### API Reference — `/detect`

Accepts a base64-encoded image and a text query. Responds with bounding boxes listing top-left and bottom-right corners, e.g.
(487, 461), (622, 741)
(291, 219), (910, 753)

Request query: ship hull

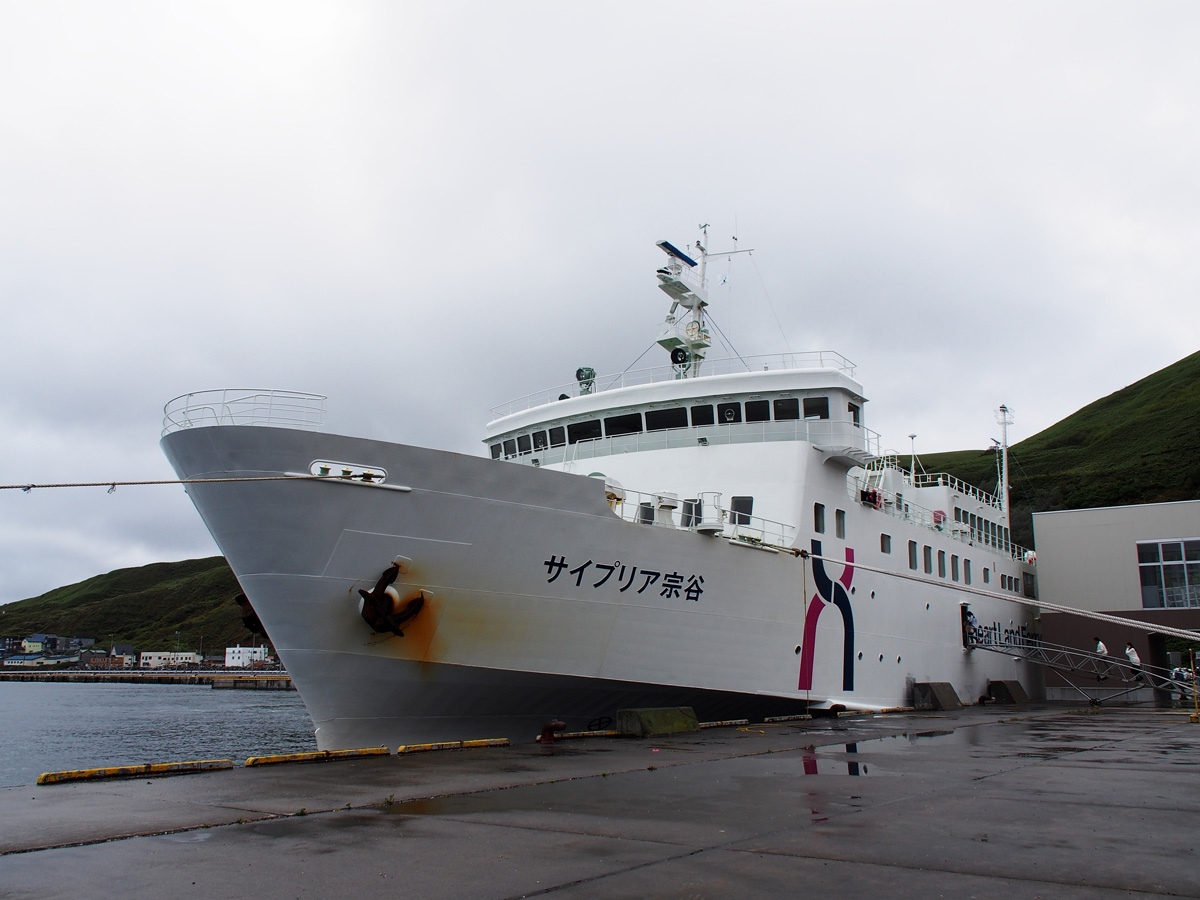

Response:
(163, 424), (1041, 749)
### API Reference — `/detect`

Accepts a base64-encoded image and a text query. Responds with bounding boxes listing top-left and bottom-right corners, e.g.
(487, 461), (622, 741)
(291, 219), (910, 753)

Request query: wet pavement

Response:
(1, 704), (1198, 898)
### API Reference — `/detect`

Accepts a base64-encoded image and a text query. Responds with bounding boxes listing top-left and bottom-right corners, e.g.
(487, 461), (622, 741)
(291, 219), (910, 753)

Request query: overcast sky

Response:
(2, 1), (1198, 605)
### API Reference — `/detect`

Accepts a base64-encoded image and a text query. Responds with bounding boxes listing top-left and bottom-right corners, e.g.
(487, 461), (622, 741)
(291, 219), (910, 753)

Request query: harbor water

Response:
(0, 681), (316, 786)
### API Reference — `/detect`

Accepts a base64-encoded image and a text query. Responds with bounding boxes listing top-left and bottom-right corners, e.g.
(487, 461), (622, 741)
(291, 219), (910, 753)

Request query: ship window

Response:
(549, 426), (566, 448)
(835, 509), (846, 539)
(532, 431), (547, 450)
(691, 404), (715, 426)
(731, 496), (753, 526)
(954, 507), (961, 523)
(1003, 526), (1010, 552)
(923, 545), (933, 574)
(637, 502), (654, 524)
(774, 398), (800, 420)
(646, 407), (688, 431)
(745, 400), (770, 422)
(717, 402), (742, 424)
(517, 434), (532, 455)
(908, 540), (918, 570)
(814, 503), (826, 534)
(951, 554), (959, 582)
(681, 498), (702, 527)
(604, 412), (643, 437)
(502, 439), (517, 458)
(1023, 572), (1035, 598)
(938, 550), (946, 578)
(983, 568), (990, 584)
(490, 444), (501, 459)
(803, 397), (830, 419)
(567, 420), (602, 444)
(964, 559), (972, 585)
(848, 403), (860, 426)
(881, 534), (892, 554)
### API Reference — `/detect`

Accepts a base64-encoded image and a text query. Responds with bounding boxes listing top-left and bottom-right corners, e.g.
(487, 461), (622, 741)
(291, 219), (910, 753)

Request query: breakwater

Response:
(0, 671), (292, 689)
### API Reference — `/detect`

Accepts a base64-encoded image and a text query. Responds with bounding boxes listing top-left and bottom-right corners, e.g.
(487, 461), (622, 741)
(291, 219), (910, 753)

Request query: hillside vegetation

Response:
(4, 351), (1199, 651)
(0, 557), (259, 654)
(920, 349), (1200, 550)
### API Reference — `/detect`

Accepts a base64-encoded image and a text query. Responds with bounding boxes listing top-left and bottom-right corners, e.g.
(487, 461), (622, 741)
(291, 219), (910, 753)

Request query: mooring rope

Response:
(0, 474), (320, 493)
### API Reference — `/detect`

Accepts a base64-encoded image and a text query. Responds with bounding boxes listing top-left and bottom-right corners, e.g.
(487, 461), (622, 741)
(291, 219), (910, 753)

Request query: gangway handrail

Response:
(969, 635), (1196, 704)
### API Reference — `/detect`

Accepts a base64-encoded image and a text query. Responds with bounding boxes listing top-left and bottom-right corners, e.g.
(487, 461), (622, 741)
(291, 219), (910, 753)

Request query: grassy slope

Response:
(5, 351), (1198, 650)
(0, 557), (260, 654)
(920, 350), (1200, 550)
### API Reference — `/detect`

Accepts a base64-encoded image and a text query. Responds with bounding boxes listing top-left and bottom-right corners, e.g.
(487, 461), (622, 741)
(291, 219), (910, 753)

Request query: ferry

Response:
(161, 231), (1040, 749)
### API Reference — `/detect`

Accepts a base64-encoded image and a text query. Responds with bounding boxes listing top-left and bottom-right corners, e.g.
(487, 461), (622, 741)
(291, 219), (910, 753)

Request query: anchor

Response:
(358, 563), (426, 637)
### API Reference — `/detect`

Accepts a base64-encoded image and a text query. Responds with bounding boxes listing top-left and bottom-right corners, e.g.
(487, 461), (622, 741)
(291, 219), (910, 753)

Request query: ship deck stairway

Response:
(967, 635), (1198, 706)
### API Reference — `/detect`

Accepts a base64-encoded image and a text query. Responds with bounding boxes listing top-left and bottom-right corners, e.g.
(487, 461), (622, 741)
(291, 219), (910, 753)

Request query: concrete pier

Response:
(1, 704), (1197, 898)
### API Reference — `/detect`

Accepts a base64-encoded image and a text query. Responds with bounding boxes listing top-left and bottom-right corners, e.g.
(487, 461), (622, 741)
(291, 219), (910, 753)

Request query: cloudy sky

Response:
(2, 1), (1197, 604)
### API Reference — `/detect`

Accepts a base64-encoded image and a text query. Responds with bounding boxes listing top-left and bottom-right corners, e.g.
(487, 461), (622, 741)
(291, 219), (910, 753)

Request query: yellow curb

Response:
(534, 729), (620, 743)
(396, 738), (510, 754)
(244, 747), (390, 767)
(699, 719), (750, 729)
(763, 714), (813, 723)
(37, 759), (234, 784)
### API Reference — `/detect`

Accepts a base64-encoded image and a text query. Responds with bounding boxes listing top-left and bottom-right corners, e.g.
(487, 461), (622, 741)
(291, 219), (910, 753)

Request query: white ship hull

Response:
(162, 421), (1042, 749)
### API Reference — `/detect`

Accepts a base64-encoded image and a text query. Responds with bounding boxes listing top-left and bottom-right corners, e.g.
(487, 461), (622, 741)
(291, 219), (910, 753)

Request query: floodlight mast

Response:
(654, 225), (753, 379)
(995, 404), (1014, 515)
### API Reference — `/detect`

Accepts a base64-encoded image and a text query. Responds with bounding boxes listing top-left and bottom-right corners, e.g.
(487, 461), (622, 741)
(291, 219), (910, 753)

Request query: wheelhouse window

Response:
(730, 496), (754, 526)
(717, 402), (742, 424)
(691, 404), (715, 426)
(774, 398), (800, 420)
(745, 399), (770, 422)
(803, 397), (830, 419)
(532, 431), (548, 450)
(517, 434), (532, 454)
(502, 439), (516, 458)
(848, 402), (861, 426)
(490, 443), (501, 459)
(604, 412), (643, 437)
(567, 420), (601, 444)
(549, 426), (566, 448)
(646, 407), (688, 431)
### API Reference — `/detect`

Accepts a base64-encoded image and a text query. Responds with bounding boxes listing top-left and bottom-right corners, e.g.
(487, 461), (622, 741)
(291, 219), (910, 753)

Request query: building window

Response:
(835, 509), (846, 539)
(1137, 539), (1200, 608)
(881, 534), (892, 554)
(908, 540), (918, 570)
(814, 503), (826, 534)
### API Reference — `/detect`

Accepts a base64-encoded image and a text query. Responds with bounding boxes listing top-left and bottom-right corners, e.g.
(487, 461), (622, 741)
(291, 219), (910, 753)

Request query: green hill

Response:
(0, 557), (261, 655)
(4, 350), (1198, 650)
(920, 349), (1200, 550)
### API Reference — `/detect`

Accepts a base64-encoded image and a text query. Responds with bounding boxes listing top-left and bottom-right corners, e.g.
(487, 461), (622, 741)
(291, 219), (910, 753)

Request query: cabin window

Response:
(502, 439), (517, 458)
(681, 498), (702, 527)
(731, 496), (754, 526)
(646, 407), (688, 431)
(923, 545), (933, 575)
(745, 400), (770, 422)
(991, 521), (998, 548)
(951, 554), (959, 582)
(814, 503), (826, 534)
(774, 398), (800, 420)
(908, 540), (918, 570)
(881, 534), (892, 554)
(691, 404), (715, 426)
(803, 397), (830, 419)
(1022, 572), (1036, 599)
(490, 444), (501, 459)
(954, 507), (961, 523)
(964, 559), (972, 585)
(938, 550), (946, 578)
(1003, 526), (1010, 552)
(517, 434), (532, 455)
(835, 509), (846, 539)
(604, 412), (643, 437)
(532, 431), (548, 450)
(637, 502), (654, 524)
(717, 402), (742, 424)
(983, 568), (990, 584)
(567, 420), (602, 444)
(848, 403), (860, 426)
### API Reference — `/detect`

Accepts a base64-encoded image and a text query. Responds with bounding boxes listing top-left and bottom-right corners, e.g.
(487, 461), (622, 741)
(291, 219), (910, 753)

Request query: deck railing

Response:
(162, 389), (327, 436)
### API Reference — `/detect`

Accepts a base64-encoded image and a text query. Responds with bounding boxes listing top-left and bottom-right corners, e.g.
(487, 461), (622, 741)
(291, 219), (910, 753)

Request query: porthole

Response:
(857, 652), (863, 660)
(850, 586), (856, 595)
(925, 603), (930, 610)
(794, 646), (802, 655)
(897, 656), (902, 664)
(870, 591), (876, 599)
(878, 654), (884, 662)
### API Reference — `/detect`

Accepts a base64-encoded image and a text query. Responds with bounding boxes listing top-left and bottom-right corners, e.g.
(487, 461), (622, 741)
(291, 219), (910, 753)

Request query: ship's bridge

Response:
(484, 354), (879, 468)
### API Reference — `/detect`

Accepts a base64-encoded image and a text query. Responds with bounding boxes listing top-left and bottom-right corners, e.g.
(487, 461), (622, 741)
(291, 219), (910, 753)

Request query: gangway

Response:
(968, 634), (1198, 706)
